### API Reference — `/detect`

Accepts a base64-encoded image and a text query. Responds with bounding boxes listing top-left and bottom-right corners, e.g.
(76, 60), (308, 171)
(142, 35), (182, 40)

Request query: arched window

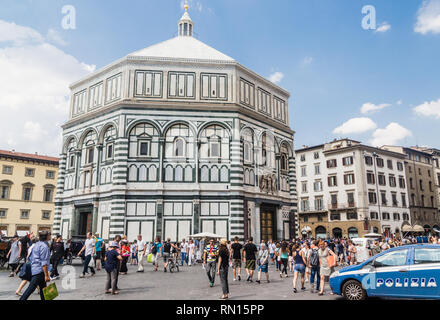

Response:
(128, 122), (160, 158)
(260, 132), (275, 168)
(175, 138), (185, 157)
(199, 124), (230, 159)
(241, 128), (254, 163)
(82, 130), (97, 165)
(332, 228), (342, 239)
(66, 138), (76, 170)
(280, 143), (289, 171)
(348, 227), (358, 239)
(165, 123), (193, 159)
(102, 125), (116, 162)
(315, 226), (327, 239)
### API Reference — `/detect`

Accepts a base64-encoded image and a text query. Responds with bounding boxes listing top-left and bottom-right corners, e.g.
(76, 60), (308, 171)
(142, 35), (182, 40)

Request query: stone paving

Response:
(0, 260), (341, 300)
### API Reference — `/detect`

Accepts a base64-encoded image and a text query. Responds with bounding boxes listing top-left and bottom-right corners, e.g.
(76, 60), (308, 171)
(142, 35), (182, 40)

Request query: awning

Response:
(16, 230), (29, 237)
(187, 232), (223, 239)
(402, 225), (413, 232)
(301, 226), (312, 233)
(413, 225), (425, 232)
(364, 233), (381, 238)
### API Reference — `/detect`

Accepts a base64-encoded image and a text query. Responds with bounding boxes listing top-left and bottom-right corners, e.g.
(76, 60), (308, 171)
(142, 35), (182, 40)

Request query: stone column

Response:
(53, 153), (67, 234)
(71, 207), (79, 236)
(159, 137), (165, 183)
(92, 201), (99, 234)
(96, 144), (103, 186)
(156, 199), (163, 239)
(193, 199), (200, 234)
(74, 149), (82, 189)
(254, 202), (261, 243)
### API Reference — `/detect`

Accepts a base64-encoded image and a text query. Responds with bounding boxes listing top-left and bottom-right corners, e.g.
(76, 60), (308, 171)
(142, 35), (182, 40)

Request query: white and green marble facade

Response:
(53, 11), (297, 243)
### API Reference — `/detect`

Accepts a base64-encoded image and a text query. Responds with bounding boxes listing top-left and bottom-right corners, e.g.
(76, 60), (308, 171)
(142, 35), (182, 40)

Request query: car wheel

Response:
(342, 280), (366, 301)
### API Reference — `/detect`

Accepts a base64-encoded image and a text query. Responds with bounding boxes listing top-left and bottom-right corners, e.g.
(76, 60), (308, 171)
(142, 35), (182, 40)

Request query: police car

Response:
(329, 244), (440, 300)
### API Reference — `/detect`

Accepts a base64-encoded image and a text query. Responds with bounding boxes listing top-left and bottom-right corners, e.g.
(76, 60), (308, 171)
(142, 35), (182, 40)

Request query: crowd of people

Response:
(2, 230), (440, 300)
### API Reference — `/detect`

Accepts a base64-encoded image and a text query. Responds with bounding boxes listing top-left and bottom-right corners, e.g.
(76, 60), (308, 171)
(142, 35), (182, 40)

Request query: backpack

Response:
(309, 248), (320, 267)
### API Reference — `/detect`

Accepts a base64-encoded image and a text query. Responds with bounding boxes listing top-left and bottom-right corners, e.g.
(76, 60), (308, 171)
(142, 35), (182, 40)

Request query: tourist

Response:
(203, 238), (219, 287)
(268, 240), (276, 265)
(180, 238), (188, 266)
(19, 231), (51, 300)
(308, 240), (320, 293)
(303, 242), (311, 283)
(292, 244), (306, 293)
(119, 240), (130, 275)
(94, 233), (104, 271)
(6, 235), (22, 277)
(348, 240), (357, 265)
(243, 236), (258, 282)
(279, 241), (289, 278)
(163, 238), (178, 272)
(230, 236), (242, 281)
(187, 238), (196, 266)
(136, 235), (146, 272)
(274, 242), (281, 271)
(104, 241), (122, 295)
(217, 239), (230, 300)
(256, 243), (269, 284)
(77, 232), (96, 278)
(49, 234), (64, 280)
(130, 240), (138, 265)
(151, 236), (162, 272)
(317, 241), (337, 296)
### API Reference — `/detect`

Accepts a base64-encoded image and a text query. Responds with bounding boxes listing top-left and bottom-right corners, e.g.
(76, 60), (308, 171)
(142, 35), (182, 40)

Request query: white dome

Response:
(128, 36), (235, 62)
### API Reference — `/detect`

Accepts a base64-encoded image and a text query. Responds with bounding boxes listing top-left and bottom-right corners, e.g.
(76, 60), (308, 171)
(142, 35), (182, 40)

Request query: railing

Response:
(328, 202), (356, 210)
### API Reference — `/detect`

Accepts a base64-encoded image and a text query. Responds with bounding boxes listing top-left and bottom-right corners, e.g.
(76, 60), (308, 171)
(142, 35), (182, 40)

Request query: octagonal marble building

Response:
(53, 9), (298, 243)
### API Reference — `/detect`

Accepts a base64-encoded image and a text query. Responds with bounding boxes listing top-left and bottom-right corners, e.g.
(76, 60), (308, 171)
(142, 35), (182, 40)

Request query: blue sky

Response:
(0, 0), (439, 155)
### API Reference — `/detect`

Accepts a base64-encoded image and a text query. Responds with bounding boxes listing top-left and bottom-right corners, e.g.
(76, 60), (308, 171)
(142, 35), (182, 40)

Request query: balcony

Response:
(329, 202), (356, 211)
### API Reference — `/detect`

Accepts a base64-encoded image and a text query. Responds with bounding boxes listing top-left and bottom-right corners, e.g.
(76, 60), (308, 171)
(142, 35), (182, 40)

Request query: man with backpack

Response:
(307, 240), (320, 293)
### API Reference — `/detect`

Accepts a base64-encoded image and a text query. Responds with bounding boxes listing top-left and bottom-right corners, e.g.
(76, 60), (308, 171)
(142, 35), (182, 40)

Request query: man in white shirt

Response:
(187, 239), (196, 266)
(180, 239), (188, 266)
(77, 232), (96, 278)
(268, 240), (276, 264)
(137, 234), (146, 272)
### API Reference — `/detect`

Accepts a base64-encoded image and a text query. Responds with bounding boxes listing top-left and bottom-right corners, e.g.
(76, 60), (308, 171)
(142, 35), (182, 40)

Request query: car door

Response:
(369, 248), (410, 298)
(407, 247), (440, 299)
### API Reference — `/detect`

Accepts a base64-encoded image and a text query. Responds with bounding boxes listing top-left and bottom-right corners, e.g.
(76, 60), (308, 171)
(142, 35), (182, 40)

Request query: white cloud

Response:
(396, 99), (403, 105)
(413, 98), (440, 118)
(333, 117), (377, 135)
(360, 102), (391, 114)
(375, 22), (391, 33)
(46, 28), (68, 46)
(0, 20), (94, 156)
(0, 20), (44, 45)
(415, 0), (440, 34)
(269, 71), (284, 84)
(370, 123), (413, 147)
(302, 56), (313, 66)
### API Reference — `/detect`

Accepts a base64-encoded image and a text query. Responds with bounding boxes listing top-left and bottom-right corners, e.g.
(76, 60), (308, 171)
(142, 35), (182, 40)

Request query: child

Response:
(130, 240), (138, 265)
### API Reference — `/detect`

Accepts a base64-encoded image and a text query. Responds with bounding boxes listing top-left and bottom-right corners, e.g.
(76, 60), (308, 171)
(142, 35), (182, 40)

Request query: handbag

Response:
(18, 262), (32, 281)
(43, 282), (58, 300)
(327, 250), (337, 268)
(147, 253), (154, 263)
(88, 257), (95, 268)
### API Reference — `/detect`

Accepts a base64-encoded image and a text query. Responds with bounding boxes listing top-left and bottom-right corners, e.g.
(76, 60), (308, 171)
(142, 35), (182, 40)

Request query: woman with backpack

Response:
(317, 241), (337, 296)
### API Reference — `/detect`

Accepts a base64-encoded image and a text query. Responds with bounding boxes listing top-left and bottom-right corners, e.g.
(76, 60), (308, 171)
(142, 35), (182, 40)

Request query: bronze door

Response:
(260, 209), (275, 241)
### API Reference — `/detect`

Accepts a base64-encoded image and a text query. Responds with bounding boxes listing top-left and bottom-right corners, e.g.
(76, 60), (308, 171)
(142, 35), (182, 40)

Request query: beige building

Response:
(296, 139), (410, 239)
(0, 150), (59, 237)
(382, 146), (440, 235)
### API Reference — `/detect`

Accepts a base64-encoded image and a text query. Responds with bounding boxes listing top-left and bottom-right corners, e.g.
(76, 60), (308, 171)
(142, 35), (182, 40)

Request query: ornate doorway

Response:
(260, 205), (276, 241)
